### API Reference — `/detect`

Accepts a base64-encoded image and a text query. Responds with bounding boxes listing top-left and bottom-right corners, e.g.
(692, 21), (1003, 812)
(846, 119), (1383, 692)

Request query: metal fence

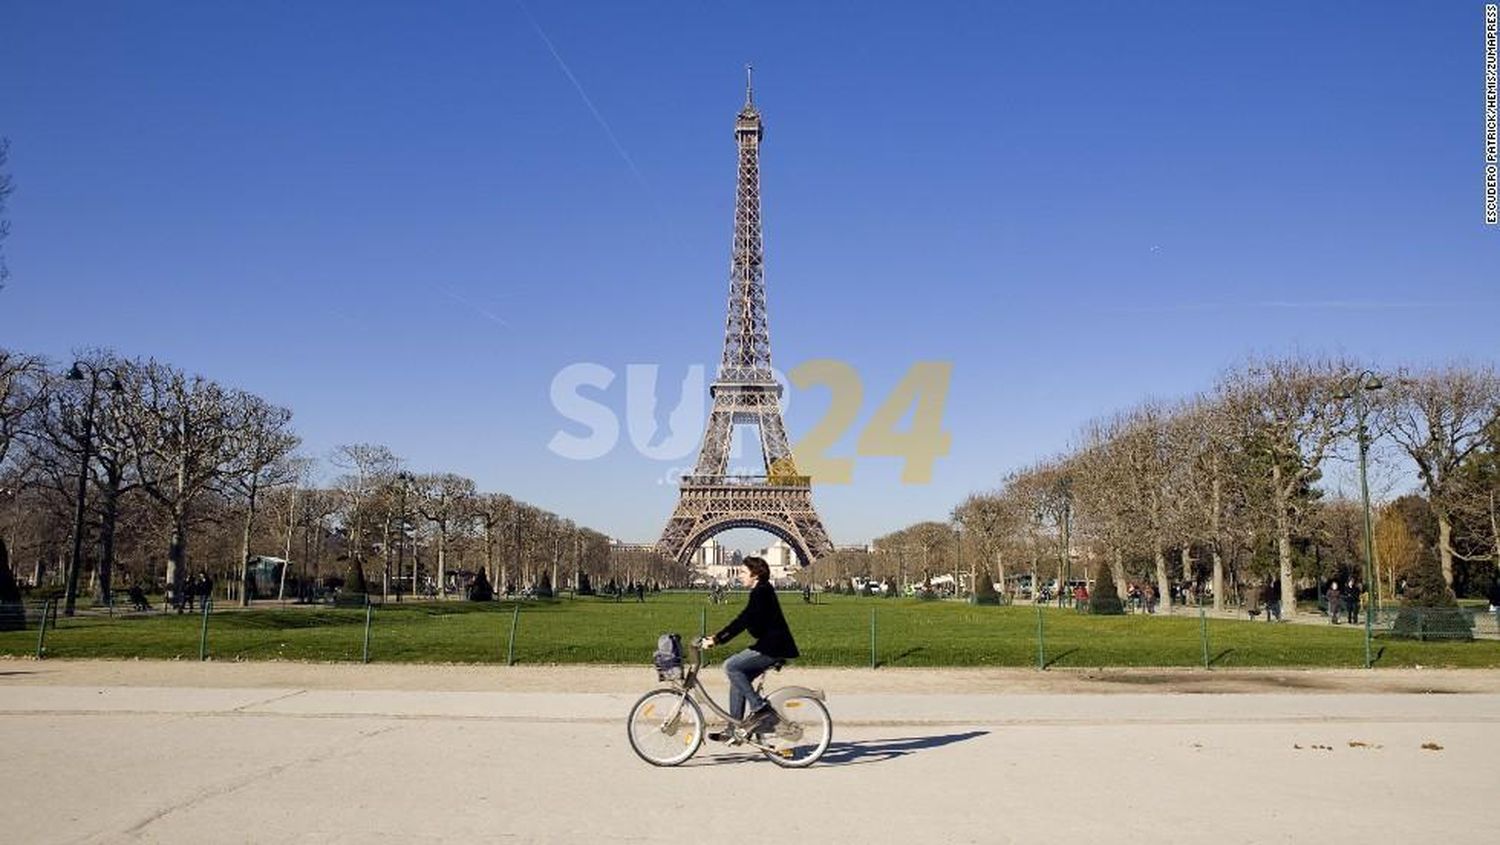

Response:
(4, 594), (1498, 667)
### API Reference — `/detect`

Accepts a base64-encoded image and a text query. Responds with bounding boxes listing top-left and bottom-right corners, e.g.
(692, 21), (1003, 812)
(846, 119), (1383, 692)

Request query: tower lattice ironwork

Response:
(658, 69), (834, 568)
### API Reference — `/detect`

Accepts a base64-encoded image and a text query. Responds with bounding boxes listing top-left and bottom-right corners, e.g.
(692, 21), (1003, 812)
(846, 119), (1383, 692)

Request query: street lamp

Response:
(62, 361), (123, 616)
(953, 524), (963, 601)
(1335, 370), (1384, 669)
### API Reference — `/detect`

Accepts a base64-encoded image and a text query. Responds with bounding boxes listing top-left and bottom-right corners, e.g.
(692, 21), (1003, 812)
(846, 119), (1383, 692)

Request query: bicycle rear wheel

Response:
(627, 689), (703, 767)
(761, 695), (832, 768)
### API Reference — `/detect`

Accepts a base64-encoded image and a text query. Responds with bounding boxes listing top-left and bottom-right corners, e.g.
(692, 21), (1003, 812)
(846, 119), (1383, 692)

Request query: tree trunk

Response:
(1490, 489), (1499, 574)
(1276, 514), (1295, 619)
(239, 482), (258, 607)
(994, 550), (1005, 599)
(484, 522), (496, 586)
(94, 480), (120, 606)
(1437, 512), (1455, 588)
(1211, 547), (1224, 612)
(1180, 547), (1193, 598)
(1272, 464), (1296, 618)
(1154, 547), (1171, 614)
(382, 516), (393, 602)
(1210, 468), (1224, 611)
(437, 525), (448, 597)
(1111, 549), (1127, 603)
(411, 539), (420, 596)
(166, 510), (188, 596)
(278, 491), (295, 602)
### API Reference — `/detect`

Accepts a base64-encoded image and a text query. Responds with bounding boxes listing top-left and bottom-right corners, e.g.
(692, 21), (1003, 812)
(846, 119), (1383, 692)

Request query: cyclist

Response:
(701, 556), (799, 741)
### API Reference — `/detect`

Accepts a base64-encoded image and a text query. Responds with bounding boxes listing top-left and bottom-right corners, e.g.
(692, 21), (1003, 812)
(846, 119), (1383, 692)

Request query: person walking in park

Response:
(1345, 578), (1360, 624)
(700, 556), (799, 742)
(1264, 578), (1282, 622)
(1327, 580), (1342, 624)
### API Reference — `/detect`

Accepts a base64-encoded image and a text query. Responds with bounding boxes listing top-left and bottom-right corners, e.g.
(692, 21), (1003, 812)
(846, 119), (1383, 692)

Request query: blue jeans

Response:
(723, 649), (778, 721)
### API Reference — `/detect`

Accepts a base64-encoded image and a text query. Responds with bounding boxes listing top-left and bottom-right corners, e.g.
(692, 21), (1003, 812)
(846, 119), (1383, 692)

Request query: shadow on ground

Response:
(686, 730), (989, 768)
(818, 730), (989, 767)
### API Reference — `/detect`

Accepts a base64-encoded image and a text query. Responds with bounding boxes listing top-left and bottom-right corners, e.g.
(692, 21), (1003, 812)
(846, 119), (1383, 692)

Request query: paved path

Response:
(1, 663), (1495, 843)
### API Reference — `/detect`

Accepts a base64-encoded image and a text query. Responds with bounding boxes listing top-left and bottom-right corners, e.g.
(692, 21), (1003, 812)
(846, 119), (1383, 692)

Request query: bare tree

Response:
(1220, 358), (1354, 617)
(227, 395), (299, 604)
(0, 138), (13, 290)
(92, 366), (148, 602)
(1109, 405), (1181, 612)
(1169, 399), (1255, 610)
(0, 348), (46, 472)
(471, 492), (514, 590)
(261, 457), (316, 600)
(413, 472), (477, 596)
(1379, 365), (1500, 586)
(124, 362), (245, 594)
(953, 491), (1020, 593)
(1449, 420), (1498, 572)
(1071, 418), (1139, 604)
(331, 443), (399, 574)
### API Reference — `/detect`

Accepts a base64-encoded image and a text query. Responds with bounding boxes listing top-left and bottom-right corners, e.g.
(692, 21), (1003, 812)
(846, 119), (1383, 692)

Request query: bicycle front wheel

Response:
(627, 689), (704, 767)
(762, 695), (832, 768)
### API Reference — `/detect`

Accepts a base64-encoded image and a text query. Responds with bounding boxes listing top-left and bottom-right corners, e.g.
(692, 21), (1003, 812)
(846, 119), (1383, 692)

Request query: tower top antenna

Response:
(745, 64), (754, 106)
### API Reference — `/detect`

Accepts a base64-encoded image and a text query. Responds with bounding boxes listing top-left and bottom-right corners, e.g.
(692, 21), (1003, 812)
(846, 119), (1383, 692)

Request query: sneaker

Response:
(707, 727), (737, 743)
(746, 704), (779, 732)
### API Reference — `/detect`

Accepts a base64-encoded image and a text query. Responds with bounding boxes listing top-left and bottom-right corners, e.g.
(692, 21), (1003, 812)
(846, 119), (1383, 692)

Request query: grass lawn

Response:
(4, 592), (1499, 668)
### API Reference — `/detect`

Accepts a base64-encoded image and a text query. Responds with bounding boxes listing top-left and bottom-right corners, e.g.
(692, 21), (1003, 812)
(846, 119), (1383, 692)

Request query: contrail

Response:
(443, 287), (512, 329)
(513, 0), (652, 194)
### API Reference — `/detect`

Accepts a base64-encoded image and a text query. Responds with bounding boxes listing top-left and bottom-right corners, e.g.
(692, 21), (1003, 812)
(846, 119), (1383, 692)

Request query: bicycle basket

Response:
(654, 632), (683, 680)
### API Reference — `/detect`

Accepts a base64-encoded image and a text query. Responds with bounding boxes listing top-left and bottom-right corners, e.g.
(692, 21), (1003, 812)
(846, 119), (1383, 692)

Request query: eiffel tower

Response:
(658, 69), (834, 567)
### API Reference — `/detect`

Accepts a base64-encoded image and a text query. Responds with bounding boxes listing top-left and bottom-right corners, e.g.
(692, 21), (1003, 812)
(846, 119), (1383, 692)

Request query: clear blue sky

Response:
(2, 1), (1496, 548)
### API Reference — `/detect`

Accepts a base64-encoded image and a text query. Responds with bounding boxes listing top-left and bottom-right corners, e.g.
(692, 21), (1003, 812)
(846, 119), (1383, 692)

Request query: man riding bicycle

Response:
(700, 556), (799, 742)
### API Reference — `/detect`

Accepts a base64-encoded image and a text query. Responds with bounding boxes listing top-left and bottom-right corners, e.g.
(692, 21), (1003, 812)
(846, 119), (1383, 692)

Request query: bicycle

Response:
(626, 638), (832, 768)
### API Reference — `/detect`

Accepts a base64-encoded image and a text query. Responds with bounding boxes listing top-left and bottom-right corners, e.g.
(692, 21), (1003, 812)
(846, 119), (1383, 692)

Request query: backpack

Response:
(654, 632), (683, 680)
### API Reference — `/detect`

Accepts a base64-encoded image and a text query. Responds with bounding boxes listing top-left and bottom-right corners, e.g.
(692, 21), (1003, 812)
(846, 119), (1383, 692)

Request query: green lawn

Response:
(4, 593), (1499, 669)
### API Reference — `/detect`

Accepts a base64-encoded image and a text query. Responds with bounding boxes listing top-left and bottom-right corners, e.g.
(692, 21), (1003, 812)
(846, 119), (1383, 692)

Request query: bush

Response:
(535, 571), (554, 599)
(972, 571), (1000, 606)
(468, 568), (494, 601)
(1391, 607), (1475, 640)
(576, 570), (594, 596)
(1089, 563), (1125, 615)
(1391, 549), (1472, 641)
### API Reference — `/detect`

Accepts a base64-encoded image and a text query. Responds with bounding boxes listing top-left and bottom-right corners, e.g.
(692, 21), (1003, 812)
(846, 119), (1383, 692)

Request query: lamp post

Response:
(1336, 370), (1384, 669)
(62, 362), (123, 616)
(953, 524), (963, 601)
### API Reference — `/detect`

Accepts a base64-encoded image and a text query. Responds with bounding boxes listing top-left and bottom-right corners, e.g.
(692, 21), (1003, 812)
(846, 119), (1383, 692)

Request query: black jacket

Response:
(715, 580), (800, 659)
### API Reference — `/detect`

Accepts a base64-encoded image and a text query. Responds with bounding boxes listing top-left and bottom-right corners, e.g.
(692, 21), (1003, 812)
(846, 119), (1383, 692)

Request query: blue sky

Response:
(2, 1), (1496, 548)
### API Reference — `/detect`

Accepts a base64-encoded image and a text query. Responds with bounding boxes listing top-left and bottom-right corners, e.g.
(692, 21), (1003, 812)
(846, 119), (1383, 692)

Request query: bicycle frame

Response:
(661, 645), (824, 732)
